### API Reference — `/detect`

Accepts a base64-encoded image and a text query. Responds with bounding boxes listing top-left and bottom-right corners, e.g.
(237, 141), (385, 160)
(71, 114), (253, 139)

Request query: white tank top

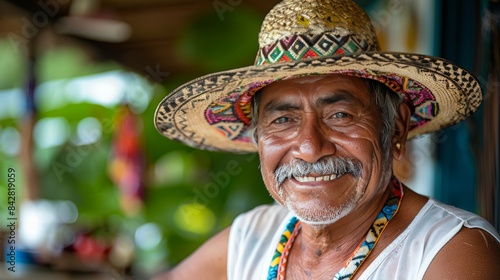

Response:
(227, 199), (500, 279)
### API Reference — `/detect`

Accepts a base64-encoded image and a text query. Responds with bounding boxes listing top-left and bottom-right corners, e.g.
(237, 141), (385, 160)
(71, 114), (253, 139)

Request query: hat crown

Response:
(256, 0), (380, 66)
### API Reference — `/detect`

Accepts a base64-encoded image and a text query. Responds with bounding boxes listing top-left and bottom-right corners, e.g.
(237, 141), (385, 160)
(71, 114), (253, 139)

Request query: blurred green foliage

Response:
(177, 7), (262, 72)
(0, 39), (26, 90)
(0, 5), (274, 276)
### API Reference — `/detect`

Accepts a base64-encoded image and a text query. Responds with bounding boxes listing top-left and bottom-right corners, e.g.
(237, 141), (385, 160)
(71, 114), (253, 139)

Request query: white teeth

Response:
(293, 174), (340, 183)
(295, 176), (310, 182)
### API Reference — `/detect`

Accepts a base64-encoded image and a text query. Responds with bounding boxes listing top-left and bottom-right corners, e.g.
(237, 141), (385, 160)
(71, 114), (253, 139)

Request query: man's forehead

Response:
(258, 74), (371, 105)
(267, 74), (361, 86)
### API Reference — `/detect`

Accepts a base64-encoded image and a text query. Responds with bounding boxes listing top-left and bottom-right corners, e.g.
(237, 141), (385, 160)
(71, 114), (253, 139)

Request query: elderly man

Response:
(153, 0), (500, 279)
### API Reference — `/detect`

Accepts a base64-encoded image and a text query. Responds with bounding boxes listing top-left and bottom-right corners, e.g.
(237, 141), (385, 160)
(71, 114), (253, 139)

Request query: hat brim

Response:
(155, 52), (482, 153)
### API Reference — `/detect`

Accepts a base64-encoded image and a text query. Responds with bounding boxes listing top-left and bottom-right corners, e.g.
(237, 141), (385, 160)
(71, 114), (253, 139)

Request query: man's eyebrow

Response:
(262, 100), (302, 114)
(261, 90), (363, 114)
(315, 91), (359, 107)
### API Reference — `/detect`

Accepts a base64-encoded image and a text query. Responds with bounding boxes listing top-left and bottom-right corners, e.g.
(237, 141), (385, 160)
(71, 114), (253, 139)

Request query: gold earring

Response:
(396, 143), (401, 150)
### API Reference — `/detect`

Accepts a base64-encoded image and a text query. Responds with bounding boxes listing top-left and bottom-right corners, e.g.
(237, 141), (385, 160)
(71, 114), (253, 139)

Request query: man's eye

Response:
(273, 117), (289, 124)
(332, 112), (350, 118)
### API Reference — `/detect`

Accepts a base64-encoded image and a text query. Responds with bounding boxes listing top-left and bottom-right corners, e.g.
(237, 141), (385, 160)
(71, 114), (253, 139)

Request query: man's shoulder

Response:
(421, 199), (500, 240)
(227, 204), (291, 278)
(423, 215), (500, 279)
(359, 198), (499, 279)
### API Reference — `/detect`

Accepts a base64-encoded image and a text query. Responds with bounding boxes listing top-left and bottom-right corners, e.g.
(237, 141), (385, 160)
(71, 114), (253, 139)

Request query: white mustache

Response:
(274, 156), (363, 186)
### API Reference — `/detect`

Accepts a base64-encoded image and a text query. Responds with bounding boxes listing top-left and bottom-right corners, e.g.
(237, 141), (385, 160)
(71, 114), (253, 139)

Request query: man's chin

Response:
(284, 200), (356, 227)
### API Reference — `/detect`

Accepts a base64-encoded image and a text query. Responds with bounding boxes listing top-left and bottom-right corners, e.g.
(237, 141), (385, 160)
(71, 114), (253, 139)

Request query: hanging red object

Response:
(108, 107), (145, 216)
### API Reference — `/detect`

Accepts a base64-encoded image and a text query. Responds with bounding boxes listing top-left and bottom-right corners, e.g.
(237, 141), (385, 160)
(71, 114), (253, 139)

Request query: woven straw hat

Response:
(155, 0), (482, 153)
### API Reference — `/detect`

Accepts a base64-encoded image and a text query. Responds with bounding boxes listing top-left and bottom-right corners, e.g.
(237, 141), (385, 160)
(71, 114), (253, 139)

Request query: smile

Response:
(293, 174), (341, 183)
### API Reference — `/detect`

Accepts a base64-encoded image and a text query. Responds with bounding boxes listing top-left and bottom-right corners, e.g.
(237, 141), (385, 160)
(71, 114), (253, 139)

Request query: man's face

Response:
(256, 74), (393, 225)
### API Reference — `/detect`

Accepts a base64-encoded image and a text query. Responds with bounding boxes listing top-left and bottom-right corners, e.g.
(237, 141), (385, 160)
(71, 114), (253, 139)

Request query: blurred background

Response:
(0, 0), (498, 279)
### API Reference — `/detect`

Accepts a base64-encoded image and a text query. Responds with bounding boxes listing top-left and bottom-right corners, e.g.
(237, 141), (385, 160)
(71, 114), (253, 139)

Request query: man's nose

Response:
(291, 118), (336, 163)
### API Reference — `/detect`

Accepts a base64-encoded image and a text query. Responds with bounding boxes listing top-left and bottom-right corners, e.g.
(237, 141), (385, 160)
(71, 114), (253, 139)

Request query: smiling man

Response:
(153, 0), (500, 279)
(256, 75), (396, 225)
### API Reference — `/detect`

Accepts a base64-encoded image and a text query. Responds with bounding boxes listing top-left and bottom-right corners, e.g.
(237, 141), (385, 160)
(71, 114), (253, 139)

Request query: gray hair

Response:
(274, 156), (363, 186)
(249, 78), (403, 160)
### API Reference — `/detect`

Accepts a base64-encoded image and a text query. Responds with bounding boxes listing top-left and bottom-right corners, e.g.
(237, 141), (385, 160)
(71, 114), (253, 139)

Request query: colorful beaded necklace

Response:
(267, 177), (404, 280)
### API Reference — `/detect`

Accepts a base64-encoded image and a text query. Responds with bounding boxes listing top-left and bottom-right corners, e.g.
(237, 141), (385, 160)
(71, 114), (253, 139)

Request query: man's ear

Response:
(392, 102), (411, 161)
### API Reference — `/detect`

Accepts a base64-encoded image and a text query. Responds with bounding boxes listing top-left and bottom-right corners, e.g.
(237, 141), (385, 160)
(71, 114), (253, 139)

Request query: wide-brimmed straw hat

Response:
(155, 0), (482, 153)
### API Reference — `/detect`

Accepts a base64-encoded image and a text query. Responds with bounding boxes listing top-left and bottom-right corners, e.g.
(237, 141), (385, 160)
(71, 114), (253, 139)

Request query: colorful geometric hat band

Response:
(256, 32), (377, 66)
